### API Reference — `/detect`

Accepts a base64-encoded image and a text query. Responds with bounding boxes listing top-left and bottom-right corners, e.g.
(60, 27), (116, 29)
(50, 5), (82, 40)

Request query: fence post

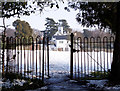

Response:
(70, 33), (74, 79)
(47, 37), (49, 77)
(42, 37), (45, 82)
(32, 38), (34, 79)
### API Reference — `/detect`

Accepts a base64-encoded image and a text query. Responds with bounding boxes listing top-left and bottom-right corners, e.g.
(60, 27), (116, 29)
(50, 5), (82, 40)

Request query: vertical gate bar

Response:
(11, 37), (14, 72)
(9, 38), (11, 72)
(90, 38), (92, 76)
(32, 38), (34, 79)
(81, 38), (83, 78)
(24, 38), (26, 77)
(45, 43), (46, 75)
(39, 39), (41, 79)
(110, 36), (114, 65)
(75, 39), (77, 79)
(6, 37), (9, 73)
(106, 37), (109, 71)
(14, 37), (16, 73)
(17, 38), (19, 73)
(110, 37), (112, 65)
(100, 38), (102, 74)
(74, 38), (76, 79)
(102, 38), (103, 74)
(97, 37), (99, 76)
(2, 30), (5, 77)
(99, 37), (100, 76)
(30, 37), (32, 78)
(21, 38), (22, 75)
(36, 38), (38, 78)
(42, 37), (45, 82)
(47, 37), (49, 77)
(84, 38), (86, 78)
(10, 37), (12, 72)
(93, 38), (95, 77)
(27, 38), (29, 77)
(103, 37), (106, 77)
(90, 37), (92, 78)
(97, 38), (99, 73)
(0, 39), (1, 73)
(77, 38), (79, 80)
(74, 47), (76, 79)
(87, 38), (89, 77)
(70, 33), (74, 79)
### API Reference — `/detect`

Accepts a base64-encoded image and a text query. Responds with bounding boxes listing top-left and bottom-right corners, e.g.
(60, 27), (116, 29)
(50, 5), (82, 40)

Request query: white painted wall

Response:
(56, 39), (70, 51)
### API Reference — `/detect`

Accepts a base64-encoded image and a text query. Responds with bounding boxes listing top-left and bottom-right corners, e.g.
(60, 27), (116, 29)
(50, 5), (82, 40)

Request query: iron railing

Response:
(70, 33), (115, 80)
(0, 36), (49, 82)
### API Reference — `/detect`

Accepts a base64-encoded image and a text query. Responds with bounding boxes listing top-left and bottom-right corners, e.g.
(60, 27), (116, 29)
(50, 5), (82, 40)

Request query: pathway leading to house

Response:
(26, 51), (90, 91)
(43, 73), (89, 91)
(30, 71), (89, 91)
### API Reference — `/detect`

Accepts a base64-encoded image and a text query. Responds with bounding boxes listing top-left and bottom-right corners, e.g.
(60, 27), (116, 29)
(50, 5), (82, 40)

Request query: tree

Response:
(91, 29), (114, 38)
(0, 0), (61, 18)
(13, 19), (33, 38)
(45, 17), (58, 39)
(0, 0), (62, 75)
(68, 2), (120, 82)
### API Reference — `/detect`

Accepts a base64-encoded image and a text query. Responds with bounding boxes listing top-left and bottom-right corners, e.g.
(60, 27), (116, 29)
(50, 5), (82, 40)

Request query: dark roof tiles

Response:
(53, 35), (68, 40)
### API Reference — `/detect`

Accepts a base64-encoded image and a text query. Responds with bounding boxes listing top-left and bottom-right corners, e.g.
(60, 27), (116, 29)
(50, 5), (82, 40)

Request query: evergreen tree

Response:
(45, 17), (58, 39)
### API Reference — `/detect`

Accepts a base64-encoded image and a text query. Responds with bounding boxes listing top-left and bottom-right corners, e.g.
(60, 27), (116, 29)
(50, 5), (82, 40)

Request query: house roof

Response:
(53, 35), (68, 40)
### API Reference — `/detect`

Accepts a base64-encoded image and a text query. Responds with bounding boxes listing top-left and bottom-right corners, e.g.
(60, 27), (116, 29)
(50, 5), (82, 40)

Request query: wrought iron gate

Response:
(70, 33), (115, 80)
(0, 36), (49, 82)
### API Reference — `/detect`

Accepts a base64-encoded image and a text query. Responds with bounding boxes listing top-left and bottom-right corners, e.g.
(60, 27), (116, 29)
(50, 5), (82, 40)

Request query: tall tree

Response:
(13, 19), (33, 38)
(0, 0), (63, 75)
(45, 17), (58, 39)
(68, 2), (120, 82)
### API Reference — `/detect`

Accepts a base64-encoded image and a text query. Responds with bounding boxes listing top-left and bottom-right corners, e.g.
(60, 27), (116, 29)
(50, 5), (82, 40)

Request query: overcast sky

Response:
(0, 1), (95, 32)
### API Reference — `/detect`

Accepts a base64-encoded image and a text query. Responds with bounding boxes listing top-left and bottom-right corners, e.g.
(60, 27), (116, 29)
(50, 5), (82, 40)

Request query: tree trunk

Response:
(110, 2), (120, 82)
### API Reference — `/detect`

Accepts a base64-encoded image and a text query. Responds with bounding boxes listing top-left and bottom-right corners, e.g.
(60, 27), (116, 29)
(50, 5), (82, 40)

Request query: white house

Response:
(51, 35), (70, 51)
(50, 22), (71, 51)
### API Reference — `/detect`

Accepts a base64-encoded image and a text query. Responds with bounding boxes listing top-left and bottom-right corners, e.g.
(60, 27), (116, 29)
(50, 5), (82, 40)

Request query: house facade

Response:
(50, 22), (71, 51)
(51, 35), (70, 51)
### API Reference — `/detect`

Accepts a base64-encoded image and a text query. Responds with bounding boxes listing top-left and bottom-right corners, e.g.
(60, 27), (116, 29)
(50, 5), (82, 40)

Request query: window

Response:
(65, 48), (68, 51)
(59, 41), (63, 43)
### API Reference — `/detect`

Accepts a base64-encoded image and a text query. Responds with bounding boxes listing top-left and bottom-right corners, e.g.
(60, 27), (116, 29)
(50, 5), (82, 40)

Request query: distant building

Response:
(50, 22), (71, 51)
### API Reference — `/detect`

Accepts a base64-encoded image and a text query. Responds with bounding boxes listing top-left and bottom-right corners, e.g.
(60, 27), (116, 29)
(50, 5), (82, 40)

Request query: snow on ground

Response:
(1, 50), (117, 90)
(0, 78), (26, 89)
(87, 80), (120, 90)
(49, 51), (70, 75)
(2, 50), (113, 75)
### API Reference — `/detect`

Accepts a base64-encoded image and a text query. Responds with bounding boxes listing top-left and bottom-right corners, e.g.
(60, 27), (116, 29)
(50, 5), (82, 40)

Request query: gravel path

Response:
(27, 70), (90, 91)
